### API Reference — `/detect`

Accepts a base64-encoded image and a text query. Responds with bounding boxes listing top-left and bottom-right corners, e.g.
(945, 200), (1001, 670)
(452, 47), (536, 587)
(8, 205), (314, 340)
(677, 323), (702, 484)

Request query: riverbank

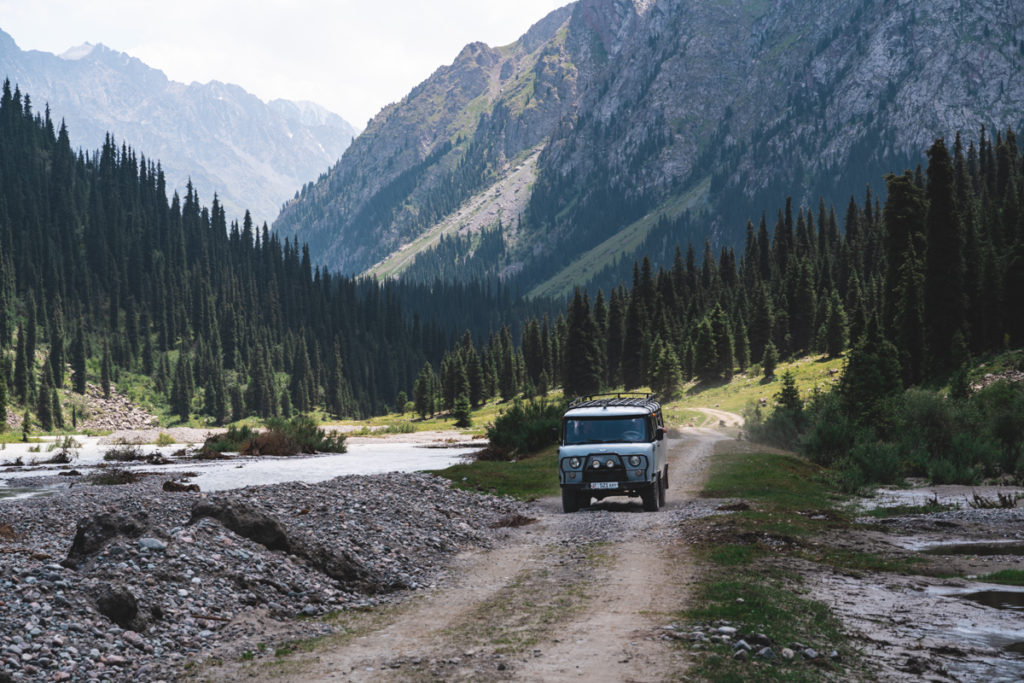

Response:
(0, 472), (525, 682)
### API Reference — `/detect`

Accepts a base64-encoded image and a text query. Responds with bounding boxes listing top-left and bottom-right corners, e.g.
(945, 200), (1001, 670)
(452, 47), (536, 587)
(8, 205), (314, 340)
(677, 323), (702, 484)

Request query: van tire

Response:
(562, 487), (581, 513)
(641, 477), (660, 512)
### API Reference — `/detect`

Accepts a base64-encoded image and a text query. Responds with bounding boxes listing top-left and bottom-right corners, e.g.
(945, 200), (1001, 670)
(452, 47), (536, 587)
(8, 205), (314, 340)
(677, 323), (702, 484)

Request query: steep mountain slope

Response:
(275, 0), (1024, 292)
(0, 29), (357, 223)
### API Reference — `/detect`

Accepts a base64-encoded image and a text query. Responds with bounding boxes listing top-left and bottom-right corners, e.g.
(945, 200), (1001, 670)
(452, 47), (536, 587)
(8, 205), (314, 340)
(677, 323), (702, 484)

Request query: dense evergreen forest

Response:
(1, 74), (1022, 480)
(490, 126), (1020, 405)
(0, 82), (557, 425)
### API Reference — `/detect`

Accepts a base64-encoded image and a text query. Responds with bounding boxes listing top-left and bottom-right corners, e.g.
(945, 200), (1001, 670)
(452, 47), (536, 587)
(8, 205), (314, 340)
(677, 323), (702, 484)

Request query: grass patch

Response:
(429, 445), (559, 500)
(978, 569), (1024, 586)
(676, 447), (894, 679)
(669, 354), (845, 418)
(703, 451), (841, 512)
(684, 570), (849, 682)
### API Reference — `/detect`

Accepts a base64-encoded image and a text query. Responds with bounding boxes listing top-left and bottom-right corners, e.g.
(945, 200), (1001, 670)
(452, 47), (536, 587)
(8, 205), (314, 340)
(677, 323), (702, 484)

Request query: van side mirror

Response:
(655, 427), (665, 441)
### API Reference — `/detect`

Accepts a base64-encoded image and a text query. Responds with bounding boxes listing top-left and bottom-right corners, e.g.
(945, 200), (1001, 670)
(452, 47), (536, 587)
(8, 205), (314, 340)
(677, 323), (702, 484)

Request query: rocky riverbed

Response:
(0, 472), (526, 682)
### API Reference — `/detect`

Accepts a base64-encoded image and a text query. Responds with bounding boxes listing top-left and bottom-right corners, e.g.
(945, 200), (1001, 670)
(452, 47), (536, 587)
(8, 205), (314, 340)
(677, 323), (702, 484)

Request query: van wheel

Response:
(657, 470), (667, 507)
(641, 477), (660, 512)
(562, 488), (581, 513)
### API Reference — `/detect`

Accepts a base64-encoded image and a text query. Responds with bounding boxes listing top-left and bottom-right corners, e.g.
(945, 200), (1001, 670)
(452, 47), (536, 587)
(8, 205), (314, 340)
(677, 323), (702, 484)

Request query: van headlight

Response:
(629, 455), (642, 467)
(568, 457), (581, 469)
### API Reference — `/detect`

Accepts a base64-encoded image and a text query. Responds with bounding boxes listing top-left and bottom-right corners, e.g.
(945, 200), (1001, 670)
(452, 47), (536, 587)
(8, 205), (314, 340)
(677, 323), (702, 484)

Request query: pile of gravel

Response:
(0, 472), (525, 681)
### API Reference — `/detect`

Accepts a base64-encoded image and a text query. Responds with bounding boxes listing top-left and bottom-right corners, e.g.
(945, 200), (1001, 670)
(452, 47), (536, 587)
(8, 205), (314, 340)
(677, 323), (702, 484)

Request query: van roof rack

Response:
(568, 393), (661, 411)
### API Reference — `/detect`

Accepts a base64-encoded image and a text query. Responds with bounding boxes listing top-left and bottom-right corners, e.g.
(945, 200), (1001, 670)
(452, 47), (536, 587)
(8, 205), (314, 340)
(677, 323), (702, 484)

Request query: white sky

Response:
(0, 0), (571, 127)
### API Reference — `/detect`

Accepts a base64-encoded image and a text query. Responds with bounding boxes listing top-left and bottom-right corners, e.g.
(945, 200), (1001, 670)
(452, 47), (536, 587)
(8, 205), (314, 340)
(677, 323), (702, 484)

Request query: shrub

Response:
(202, 416), (346, 457)
(797, 392), (861, 467)
(155, 432), (176, 447)
(104, 445), (145, 462)
(483, 398), (564, 460)
(89, 467), (141, 485)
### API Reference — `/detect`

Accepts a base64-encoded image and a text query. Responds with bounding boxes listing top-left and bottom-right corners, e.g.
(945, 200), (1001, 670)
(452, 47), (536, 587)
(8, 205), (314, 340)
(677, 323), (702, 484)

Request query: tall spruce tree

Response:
(71, 323), (87, 394)
(563, 289), (603, 398)
(922, 138), (967, 373)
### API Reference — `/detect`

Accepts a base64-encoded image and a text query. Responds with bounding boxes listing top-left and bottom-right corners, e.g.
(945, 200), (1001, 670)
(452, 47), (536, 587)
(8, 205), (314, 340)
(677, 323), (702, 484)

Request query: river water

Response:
(0, 435), (479, 500)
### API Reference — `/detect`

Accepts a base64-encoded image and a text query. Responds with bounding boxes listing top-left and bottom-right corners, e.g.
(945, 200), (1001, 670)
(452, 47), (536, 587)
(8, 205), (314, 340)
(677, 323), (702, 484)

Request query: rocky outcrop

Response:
(77, 383), (160, 432)
(189, 496), (385, 593)
(275, 0), (1024, 293)
(61, 511), (153, 569)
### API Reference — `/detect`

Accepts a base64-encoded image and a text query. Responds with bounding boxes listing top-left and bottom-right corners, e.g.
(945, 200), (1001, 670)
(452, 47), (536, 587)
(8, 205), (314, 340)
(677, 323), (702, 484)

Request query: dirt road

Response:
(202, 428), (730, 682)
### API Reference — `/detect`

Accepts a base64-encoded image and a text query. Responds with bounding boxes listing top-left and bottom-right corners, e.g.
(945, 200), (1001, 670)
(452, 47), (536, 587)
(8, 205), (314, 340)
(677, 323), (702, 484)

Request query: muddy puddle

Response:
(930, 584), (1024, 612)
(916, 539), (1024, 556)
(802, 485), (1024, 680)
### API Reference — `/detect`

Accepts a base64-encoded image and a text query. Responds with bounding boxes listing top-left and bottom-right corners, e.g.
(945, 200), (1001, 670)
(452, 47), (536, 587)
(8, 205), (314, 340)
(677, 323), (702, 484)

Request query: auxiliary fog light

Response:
(628, 455), (642, 467)
(634, 470), (644, 477)
(592, 460), (602, 469)
(568, 472), (578, 480)
(605, 459), (616, 468)
(568, 457), (581, 469)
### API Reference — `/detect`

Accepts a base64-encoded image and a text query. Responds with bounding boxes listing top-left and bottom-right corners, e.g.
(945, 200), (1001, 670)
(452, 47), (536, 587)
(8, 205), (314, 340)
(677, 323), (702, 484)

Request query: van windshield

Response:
(563, 417), (649, 445)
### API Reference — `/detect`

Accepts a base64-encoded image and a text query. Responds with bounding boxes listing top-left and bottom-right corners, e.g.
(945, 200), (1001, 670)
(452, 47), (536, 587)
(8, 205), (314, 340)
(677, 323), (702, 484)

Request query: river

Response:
(0, 434), (480, 500)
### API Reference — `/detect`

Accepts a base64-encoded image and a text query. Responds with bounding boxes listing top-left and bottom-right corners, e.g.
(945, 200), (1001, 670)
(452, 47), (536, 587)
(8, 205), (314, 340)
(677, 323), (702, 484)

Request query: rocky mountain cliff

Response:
(0, 29), (357, 223)
(276, 0), (1024, 295)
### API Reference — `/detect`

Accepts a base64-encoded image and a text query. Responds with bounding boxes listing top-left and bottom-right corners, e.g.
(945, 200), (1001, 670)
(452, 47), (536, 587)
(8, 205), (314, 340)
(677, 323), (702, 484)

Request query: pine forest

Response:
(1, 79), (1023, 485)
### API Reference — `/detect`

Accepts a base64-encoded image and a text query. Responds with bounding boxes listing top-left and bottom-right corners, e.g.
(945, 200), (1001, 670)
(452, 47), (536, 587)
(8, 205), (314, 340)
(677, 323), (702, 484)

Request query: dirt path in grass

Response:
(198, 429), (729, 682)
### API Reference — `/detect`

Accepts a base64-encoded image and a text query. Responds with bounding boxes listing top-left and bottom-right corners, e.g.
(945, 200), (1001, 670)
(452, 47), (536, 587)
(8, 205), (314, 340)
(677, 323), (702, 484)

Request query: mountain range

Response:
(273, 0), (1024, 296)
(0, 28), (357, 224)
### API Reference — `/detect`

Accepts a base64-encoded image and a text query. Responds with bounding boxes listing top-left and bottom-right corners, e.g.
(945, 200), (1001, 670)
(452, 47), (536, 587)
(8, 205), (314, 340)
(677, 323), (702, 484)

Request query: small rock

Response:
(733, 649), (749, 661)
(781, 647), (794, 660)
(757, 647), (775, 660)
(802, 648), (819, 660)
(138, 538), (166, 551)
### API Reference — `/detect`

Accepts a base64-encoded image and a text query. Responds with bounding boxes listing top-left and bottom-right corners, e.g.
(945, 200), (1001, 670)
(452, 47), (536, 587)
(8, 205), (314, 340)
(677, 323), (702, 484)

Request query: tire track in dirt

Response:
(196, 429), (729, 682)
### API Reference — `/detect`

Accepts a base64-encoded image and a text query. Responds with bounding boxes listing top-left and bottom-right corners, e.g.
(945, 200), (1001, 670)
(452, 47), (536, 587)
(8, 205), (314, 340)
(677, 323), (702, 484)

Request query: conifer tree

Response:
(620, 293), (647, 390)
(735, 318), (751, 372)
(823, 289), (849, 358)
(51, 383), (63, 430)
(0, 370), (7, 430)
(452, 394), (472, 428)
(563, 289), (602, 398)
(71, 323), (87, 394)
(762, 341), (779, 379)
(710, 304), (734, 380)
(839, 318), (902, 426)
(49, 303), (66, 388)
(13, 325), (27, 402)
(922, 138), (967, 373)
(413, 362), (436, 419)
(693, 317), (717, 382)
(170, 354), (193, 422)
(649, 337), (683, 402)
(101, 341), (112, 398)
(36, 367), (53, 431)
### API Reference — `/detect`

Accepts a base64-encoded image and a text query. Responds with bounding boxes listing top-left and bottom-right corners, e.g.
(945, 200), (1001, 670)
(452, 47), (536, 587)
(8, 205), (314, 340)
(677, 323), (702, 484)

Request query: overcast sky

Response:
(0, 0), (571, 126)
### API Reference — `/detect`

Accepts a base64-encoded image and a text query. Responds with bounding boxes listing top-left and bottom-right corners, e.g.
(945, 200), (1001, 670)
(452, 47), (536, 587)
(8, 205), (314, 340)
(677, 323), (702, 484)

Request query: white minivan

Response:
(557, 394), (667, 513)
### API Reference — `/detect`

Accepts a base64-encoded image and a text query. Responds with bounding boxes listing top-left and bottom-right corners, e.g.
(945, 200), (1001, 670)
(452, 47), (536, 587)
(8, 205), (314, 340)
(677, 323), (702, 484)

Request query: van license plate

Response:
(590, 482), (617, 490)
